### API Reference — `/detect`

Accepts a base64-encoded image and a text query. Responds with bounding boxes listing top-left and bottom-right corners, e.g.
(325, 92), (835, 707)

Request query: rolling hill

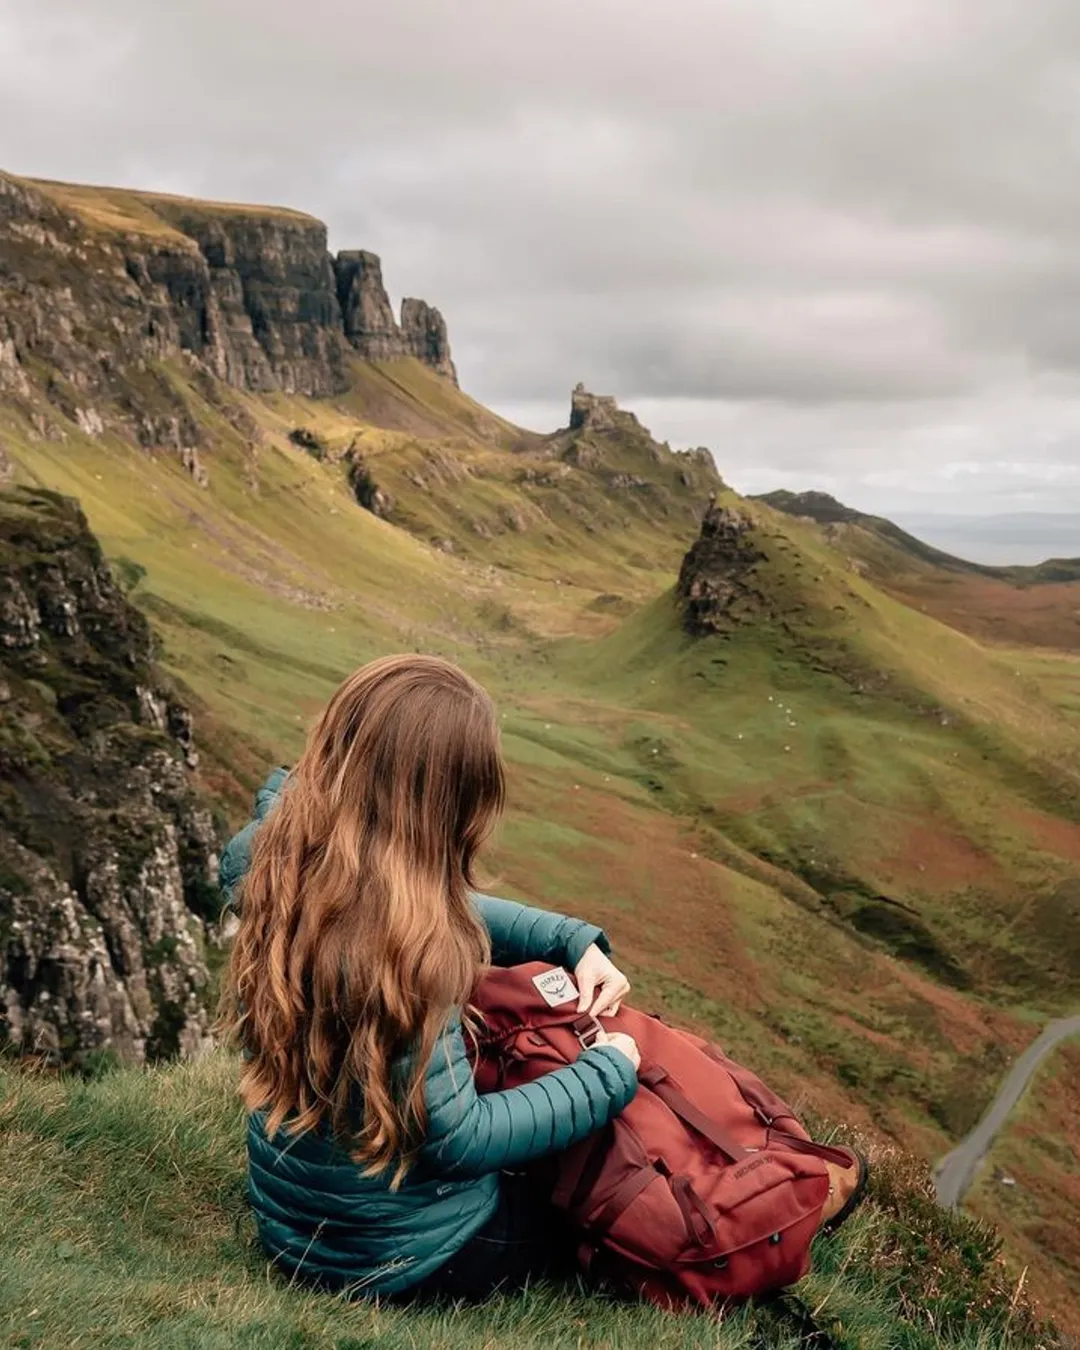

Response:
(755, 490), (1080, 651)
(2, 172), (1080, 1340)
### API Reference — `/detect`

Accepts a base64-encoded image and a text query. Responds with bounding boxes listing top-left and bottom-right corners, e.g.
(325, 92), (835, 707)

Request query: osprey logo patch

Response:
(531, 967), (579, 1007)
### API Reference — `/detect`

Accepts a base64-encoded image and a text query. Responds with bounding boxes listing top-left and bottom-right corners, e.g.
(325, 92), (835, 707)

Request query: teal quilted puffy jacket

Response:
(219, 769), (639, 1296)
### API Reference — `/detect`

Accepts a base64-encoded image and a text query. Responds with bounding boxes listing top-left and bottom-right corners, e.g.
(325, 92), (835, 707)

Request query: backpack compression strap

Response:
(643, 1065), (856, 1169)
(639, 1065), (749, 1162)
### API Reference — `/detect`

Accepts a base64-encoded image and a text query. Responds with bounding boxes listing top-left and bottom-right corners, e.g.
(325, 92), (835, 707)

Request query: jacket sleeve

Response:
(472, 892), (610, 970)
(418, 1017), (638, 1179)
(219, 767), (290, 911)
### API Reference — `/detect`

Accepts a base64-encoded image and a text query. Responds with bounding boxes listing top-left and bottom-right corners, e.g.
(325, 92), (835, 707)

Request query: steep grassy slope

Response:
(0, 1053), (1061, 1350)
(3, 177), (1080, 1334)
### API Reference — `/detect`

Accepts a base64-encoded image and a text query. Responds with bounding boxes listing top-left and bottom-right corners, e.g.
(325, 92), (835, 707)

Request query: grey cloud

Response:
(1, 0), (1079, 510)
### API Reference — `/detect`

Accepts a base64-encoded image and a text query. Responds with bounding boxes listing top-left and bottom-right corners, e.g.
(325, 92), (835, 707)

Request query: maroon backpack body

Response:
(472, 962), (854, 1308)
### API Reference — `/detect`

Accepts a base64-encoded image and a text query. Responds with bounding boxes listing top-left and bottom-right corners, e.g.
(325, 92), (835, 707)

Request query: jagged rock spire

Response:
(333, 251), (458, 385)
(677, 500), (766, 635)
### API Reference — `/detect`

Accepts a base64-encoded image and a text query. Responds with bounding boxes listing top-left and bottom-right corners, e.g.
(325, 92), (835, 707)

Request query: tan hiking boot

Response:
(819, 1151), (870, 1233)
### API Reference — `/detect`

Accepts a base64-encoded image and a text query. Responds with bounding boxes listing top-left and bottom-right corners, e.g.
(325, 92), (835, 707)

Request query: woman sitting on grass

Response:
(217, 653), (642, 1301)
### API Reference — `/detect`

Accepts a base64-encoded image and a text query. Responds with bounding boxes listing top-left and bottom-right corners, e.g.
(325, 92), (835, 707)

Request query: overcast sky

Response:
(2, 0), (1080, 524)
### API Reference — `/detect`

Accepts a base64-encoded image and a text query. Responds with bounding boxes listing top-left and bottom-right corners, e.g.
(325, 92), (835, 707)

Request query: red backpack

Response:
(471, 962), (856, 1309)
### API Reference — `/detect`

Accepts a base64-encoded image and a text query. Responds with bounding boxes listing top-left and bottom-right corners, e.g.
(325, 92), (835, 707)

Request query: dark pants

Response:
(400, 1169), (578, 1303)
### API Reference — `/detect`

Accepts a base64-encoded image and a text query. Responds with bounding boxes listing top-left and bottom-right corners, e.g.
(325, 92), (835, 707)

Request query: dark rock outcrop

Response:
(344, 446), (394, 519)
(562, 439), (606, 470)
(565, 387), (720, 486)
(569, 382), (630, 433)
(515, 386), (725, 540)
(676, 448), (718, 487)
(677, 499), (767, 634)
(0, 172), (459, 440)
(288, 426), (330, 460)
(562, 384), (662, 471)
(400, 297), (457, 384)
(0, 487), (219, 1066)
(334, 252), (458, 384)
(180, 446), (209, 488)
(335, 250), (401, 362)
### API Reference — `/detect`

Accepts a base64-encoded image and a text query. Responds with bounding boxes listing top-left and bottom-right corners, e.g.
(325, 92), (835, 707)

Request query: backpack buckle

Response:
(573, 1014), (604, 1049)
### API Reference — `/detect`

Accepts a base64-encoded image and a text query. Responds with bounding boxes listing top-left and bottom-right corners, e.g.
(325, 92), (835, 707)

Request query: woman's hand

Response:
(574, 944), (631, 1018)
(595, 1030), (640, 1071)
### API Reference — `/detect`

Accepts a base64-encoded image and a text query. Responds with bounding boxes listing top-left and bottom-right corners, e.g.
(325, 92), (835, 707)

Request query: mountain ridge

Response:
(753, 490), (1080, 582)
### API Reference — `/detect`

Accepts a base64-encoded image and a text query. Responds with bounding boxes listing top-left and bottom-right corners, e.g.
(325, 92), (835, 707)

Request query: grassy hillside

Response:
(0, 1052), (1061, 1350)
(3, 177), (1080, 1336)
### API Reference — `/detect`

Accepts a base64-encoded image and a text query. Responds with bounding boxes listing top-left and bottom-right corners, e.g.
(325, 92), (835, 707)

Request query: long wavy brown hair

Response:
(219, 654), (503, 1181)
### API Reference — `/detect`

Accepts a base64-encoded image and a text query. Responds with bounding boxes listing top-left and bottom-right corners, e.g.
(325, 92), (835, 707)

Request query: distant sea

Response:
(891, 513), (1080, 567)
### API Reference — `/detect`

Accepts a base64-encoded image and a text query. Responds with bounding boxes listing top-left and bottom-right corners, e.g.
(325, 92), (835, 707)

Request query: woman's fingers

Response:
(595, 1031), (640, 1071)
(575, 967), (598, 1014)
(572, 944), (632, 1016)
(592, 974), (631, 1018)
(574, 943), (610, 1012)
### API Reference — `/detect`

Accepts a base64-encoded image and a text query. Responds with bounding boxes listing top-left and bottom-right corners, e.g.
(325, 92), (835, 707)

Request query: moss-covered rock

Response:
(676, 500), (768, 634)
(0, 487), (218, 1067)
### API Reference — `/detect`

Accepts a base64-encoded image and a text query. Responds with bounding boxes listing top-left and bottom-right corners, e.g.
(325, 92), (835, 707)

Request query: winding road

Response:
(934, 1016), (1080, 1209)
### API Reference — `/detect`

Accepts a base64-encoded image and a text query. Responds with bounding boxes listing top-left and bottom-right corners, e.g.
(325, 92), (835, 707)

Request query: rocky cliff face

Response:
(335, 250), (456, 380)
(146, 200), (349, 396)
(676, 499), (767, 634)
(0, 172), (458, 439)
(0, 486), (219, 1067)
(335, 249), (401, 362)
(400, 297), (457, 383)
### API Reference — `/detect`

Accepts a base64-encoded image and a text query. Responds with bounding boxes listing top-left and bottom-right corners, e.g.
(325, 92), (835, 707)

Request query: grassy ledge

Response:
(0, 1052), (1062, 1350)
